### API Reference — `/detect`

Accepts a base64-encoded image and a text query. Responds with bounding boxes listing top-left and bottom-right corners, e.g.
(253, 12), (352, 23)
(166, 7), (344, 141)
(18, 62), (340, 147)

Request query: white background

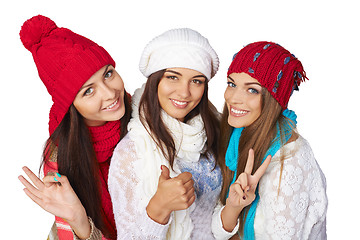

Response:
(0, 0), (359, 239)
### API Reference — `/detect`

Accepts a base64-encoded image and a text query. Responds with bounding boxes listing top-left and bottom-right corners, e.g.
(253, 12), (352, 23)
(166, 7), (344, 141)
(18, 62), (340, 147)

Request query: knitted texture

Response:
(88, 120), (121, 238)
(20, 15), (115, 134)
(227, 42), (307, 109)
(108, 86), (222, 239)
(139, 28), (219, 80)
(212, 135), (327, 240)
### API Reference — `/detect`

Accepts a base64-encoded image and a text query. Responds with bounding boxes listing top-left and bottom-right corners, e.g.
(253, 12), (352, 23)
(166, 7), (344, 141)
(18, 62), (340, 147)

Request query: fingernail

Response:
(56, 172), (61, 178)
(161, 165), (163, 170)
(54, 177), (58, 182)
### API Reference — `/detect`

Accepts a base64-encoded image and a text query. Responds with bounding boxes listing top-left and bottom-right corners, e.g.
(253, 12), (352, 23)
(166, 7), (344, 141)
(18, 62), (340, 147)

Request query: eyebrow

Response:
(165, 69), (206, 79)
(227, 76), (261, 86)
(102, 64), (111, 77)
(79, 65), (112, 91)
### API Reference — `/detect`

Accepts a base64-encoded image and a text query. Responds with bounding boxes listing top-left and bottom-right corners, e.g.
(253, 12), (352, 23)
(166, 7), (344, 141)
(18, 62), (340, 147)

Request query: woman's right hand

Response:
(221, 149), (271, 232)
(18, 166), (91, 239)
(226, 149), (271, 211)
(146, 165), (195, 224)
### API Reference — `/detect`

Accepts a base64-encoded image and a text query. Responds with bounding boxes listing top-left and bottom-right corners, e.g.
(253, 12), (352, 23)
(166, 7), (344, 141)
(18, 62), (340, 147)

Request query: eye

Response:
(192, 79), (204, 84)
(166, 75), (178, 80)
(105, 70), (113, 79)
(84, 87), (94, 96)
(227, 81), (236, 88)
(248, 88), (259, 94)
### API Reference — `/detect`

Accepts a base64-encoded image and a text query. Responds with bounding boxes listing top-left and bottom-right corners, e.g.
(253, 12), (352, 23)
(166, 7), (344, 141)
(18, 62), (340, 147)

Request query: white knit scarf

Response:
(127, 84), (207, 239)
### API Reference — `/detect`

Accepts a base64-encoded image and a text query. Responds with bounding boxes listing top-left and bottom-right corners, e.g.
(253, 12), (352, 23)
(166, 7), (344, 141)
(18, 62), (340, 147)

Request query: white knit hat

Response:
(139, 28), (219, 80)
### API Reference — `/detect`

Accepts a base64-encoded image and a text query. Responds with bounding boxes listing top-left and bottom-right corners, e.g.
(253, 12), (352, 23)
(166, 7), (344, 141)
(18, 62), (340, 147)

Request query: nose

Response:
(100, 82), (116, 100)
(177, 81), (191, 99)
(225, 87), (244, 104)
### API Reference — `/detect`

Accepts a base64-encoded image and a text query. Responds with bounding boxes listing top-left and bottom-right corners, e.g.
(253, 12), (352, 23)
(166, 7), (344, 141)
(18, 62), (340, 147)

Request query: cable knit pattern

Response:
(212, 135), (327, 240)
(108, 85), (222, 239)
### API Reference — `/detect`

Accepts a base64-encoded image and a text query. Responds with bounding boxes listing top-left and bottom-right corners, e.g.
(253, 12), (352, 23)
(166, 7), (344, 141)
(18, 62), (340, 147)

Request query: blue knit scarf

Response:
(225, 109), (297, 240)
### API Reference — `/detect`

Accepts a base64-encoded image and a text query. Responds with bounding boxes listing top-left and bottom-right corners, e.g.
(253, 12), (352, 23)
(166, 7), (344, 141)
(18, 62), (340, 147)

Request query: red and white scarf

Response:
(44, 120), (121, 239)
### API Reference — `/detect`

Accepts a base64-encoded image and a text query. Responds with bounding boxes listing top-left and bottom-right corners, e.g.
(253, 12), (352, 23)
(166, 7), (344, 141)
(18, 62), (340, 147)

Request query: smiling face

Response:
(224, 72), (262, 128)
(73, 65), (126, 126)
(157, 68), (206, 122)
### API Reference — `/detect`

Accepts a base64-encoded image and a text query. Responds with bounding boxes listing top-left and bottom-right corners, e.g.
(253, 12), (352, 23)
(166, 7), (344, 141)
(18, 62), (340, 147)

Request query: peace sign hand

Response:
(221, 149), (271, 232)
(226, 148), (271, 211)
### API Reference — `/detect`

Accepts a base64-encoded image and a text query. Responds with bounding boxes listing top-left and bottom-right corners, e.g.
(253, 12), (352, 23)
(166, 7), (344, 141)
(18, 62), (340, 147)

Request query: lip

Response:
(229, 105), (249, 117)
(103, 97), (121, 111)
(170, 98), (188, 109)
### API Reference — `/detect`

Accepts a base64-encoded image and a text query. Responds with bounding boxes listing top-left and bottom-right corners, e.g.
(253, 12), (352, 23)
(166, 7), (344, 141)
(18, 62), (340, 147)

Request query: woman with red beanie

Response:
(211, 42), (328, 239)
(18, 15), (131, 239)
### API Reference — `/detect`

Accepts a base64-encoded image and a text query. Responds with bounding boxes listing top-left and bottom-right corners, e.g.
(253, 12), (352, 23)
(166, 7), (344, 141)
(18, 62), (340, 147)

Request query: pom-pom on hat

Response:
(20, 15), (115, 135)
(139, 28), (219, 80)
(228, 41), (307, 109)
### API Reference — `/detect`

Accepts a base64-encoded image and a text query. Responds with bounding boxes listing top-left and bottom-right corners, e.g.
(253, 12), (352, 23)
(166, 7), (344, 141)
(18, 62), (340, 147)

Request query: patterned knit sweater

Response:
(212, 135), (328, 240)
(108, 134), (222, 239)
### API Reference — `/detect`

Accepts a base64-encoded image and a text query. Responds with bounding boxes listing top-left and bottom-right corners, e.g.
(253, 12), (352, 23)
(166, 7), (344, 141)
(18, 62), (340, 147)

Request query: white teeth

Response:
(106, 100), (118, 109)
(172, 99), (187, 106)
(231, 108), (247, 114)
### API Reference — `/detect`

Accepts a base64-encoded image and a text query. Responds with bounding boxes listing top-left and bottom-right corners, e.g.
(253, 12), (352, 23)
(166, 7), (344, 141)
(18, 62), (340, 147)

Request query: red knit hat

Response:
(20, 15), (116, 135)
(227, 41), (307, 109)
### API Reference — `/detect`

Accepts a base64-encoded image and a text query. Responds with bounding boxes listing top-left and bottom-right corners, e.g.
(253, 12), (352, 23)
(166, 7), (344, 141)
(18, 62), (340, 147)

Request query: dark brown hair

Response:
(139, 69), (220, 169)
(218, 88), (297, 236)
(41, 91), (131, 239)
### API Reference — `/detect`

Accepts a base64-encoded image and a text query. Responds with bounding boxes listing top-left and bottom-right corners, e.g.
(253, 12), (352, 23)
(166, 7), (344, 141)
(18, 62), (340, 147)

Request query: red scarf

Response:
(88, 120), (120, 238)
(44, 120), (121, 239)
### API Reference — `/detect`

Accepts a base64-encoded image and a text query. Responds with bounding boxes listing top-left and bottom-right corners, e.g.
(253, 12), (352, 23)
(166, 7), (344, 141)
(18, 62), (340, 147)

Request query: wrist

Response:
(67, 207), (91, 239)
(221, 204), (242, 232)
(146, 196), (171, 225)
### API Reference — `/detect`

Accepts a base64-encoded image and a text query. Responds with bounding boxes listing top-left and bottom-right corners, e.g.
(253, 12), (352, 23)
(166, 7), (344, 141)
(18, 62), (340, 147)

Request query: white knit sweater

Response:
(212, 135), (327, 240)
(108, 135), (222, 239)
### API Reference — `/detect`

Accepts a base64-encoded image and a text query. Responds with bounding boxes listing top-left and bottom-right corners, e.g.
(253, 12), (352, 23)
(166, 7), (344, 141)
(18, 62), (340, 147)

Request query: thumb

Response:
(159, 165), (171, 182)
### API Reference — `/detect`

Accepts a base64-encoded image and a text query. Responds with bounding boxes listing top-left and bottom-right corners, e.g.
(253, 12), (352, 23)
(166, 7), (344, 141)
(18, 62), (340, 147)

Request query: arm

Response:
(212, 149), (271, 239)
(108, 138), (172, 239)
(257, 141), (327, 239)
(212, 202), (240, 240)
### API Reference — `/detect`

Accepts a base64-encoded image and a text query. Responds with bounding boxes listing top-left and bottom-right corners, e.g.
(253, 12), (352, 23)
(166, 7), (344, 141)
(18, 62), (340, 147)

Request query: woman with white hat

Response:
(108, 28), (222, 239)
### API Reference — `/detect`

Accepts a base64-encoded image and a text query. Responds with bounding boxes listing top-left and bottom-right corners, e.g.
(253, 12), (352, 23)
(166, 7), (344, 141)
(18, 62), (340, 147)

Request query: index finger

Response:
(253, 155), (272, 181)
(22, 166), (44, 190)
(244, 148), (255, 174)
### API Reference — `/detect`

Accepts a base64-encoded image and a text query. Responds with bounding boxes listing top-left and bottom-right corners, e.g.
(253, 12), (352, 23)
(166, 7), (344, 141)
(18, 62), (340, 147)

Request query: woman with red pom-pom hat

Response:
(18, 15), (132, 240)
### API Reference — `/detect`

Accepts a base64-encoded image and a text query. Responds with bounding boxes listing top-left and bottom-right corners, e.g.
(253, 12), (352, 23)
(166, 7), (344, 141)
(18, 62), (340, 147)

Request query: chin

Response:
(228, 116), (245, 128)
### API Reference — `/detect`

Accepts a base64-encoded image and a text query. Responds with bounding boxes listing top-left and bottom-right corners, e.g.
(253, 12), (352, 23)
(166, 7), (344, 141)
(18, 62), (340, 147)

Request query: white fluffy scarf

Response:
(127, 84), (207, 239)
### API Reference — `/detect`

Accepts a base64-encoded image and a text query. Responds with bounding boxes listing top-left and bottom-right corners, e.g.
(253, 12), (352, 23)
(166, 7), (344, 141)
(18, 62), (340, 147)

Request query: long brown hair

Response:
(139, 69), (220, 169)
(218, 88), (297, 236)
(41, 91), (131, 239)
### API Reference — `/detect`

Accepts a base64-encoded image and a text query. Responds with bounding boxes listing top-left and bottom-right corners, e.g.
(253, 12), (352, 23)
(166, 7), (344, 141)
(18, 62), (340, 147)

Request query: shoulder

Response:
(265, 134), (328, 205)
(110, 134), (137, 171)
(285, 135), (325, 177)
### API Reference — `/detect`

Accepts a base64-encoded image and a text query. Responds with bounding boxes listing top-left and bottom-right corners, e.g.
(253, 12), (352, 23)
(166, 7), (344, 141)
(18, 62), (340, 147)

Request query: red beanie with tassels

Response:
(227, 41), (307, 109)
(20, 15), (115, 135)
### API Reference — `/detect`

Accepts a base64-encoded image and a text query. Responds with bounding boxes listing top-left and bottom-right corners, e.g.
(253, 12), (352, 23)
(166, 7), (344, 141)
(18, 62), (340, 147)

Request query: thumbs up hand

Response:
(146, 165), (196, 224)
